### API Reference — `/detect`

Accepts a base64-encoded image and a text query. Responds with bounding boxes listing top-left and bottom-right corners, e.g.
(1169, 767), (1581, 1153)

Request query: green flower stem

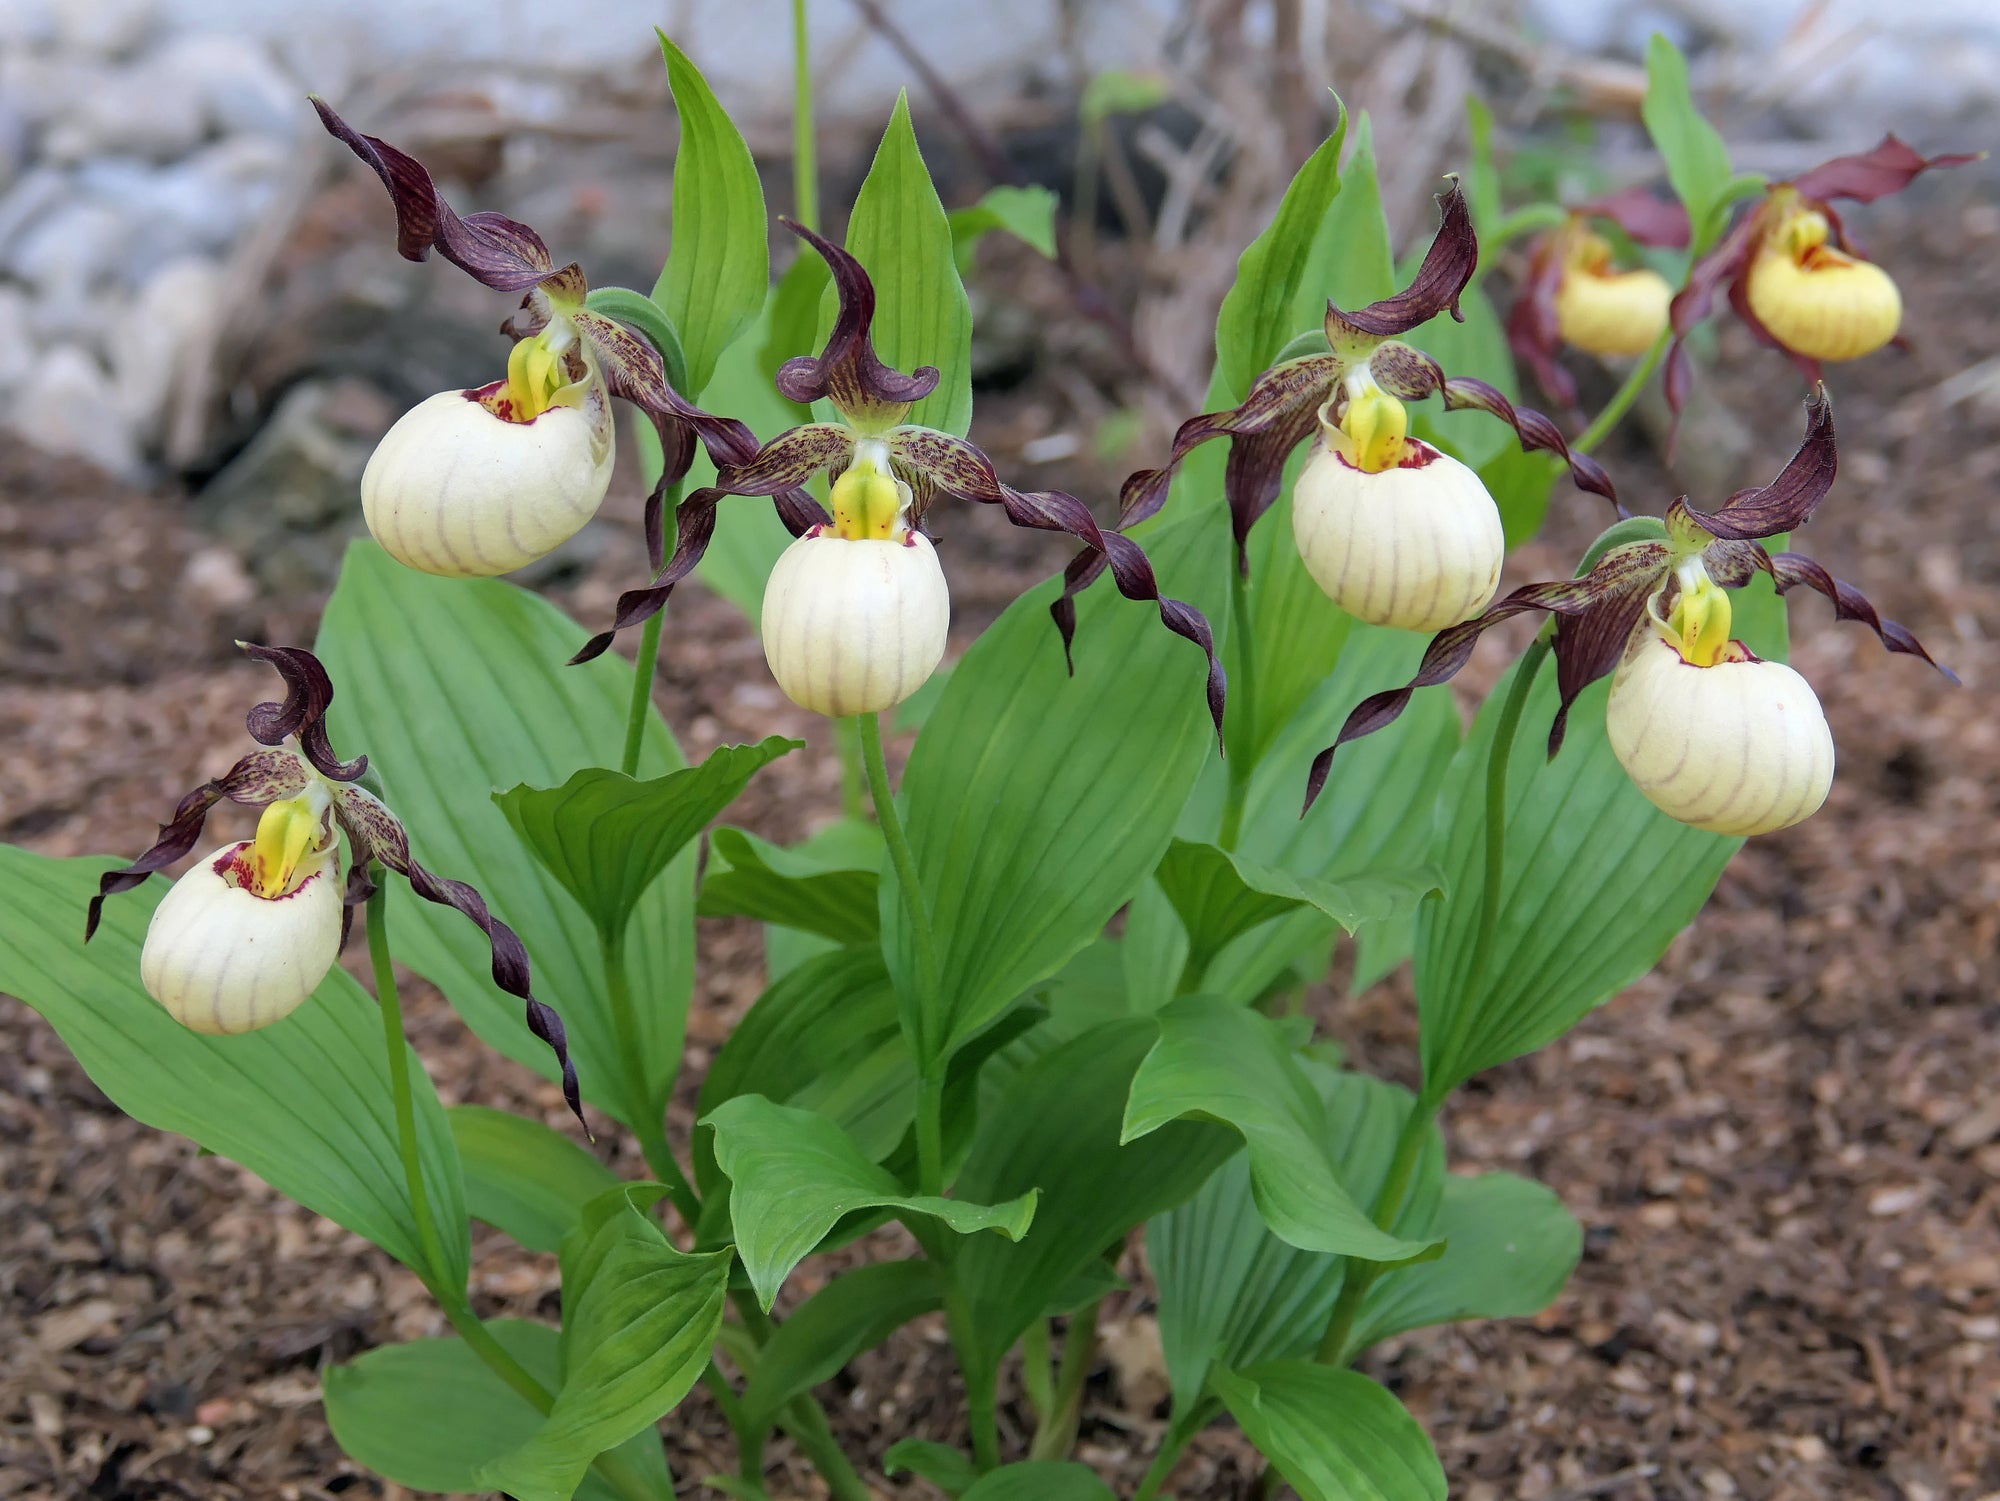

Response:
(1029, 1299), (1101, 1461)
(602, 930), (702, 1228)
(620, 611), (665, 779)
(1217, 564), (1258, 851)
(859, 710), (946, 1196)
(1021, 1319), (1055, 1420)
(791, 0), (819, 231)
(1130, 1407), (1216, 1501)
(839, 717), (868, 821)
(1311, 1096), (1437, 1365)
(783, 1392), (871, 1501)
(969, 1366), (1002, 1471)
(1572, 329), (1670, 457)
(367, 875), (659, 1501)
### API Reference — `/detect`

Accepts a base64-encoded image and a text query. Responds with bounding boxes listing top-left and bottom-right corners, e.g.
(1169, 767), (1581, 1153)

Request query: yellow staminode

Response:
(1745, 203), (1902, 362)
(503, 333), (569, 421)
(1555, 232), (1672, 357)
(248, 792), (328, 899)
(830, 449), (906, 540)
(1667, 567), (1733, 667)
(1340, 382), (1409, 474)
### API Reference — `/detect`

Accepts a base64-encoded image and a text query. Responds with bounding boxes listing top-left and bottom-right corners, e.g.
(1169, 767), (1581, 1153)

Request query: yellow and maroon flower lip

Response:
(1302, 389), (1953, 814)
(85, 644), (588, 1130)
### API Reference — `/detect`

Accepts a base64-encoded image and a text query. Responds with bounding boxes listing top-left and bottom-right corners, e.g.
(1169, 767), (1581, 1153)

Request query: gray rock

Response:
(0, 165), (70, 260)
(4, 198), (127, 295)
(53, 0), (155, 58)
(109, 254), (223, 440)
(42, 55), (207, 163)
(7, 343), (142, 477)
(152, 32), (302, 141)
(75, 137), (286, 280)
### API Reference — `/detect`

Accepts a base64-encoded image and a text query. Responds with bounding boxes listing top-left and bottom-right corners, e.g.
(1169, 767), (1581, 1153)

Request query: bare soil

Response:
(3, 186), (1998, 1501)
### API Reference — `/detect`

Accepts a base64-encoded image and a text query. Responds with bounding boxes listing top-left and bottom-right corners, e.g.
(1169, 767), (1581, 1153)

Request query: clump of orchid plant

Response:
(85, 643), (583, 1123)
(1309, 392), (1953, 832)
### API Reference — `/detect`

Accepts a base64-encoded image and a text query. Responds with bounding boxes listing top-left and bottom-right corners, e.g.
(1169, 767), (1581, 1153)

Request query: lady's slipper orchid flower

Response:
(1508, 187), (1689, 411)
(578, 223), (1226, 735)
(1100, 184), (1617, 635)
(85, 645), (585, 1125)
(1666, 135), (1977, 415)
(315, 101), (764, 580)
(1304, 391), (1952, 828)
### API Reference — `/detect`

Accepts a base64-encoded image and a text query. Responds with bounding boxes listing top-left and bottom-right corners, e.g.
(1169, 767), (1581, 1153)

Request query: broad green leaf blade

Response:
(961, 1462), (1118, 1501)
(0, 850), (466, 1287)
(654, 32), (768, 393)
(1405, 284), (1517, 472)
(1477, 443), (1564, 550)
(1234, 485), (1353, 771)
(317, 541), (696, 1134)
(480, 1195), (731, 1500)
(1210, 1361), (1445, 1501)
(740, 1260), (944, 1435)
(696, 826), (880, 941)
(884, 1439), (981, 1496)
(1642, 33), (1735, 254)
(949, 184), (1059, 272)
(1215, 105), (1348, 400)
(837, 92), (972, 436)
(1311, 114), (1396, 312)
(705, 1095), (1036, 1309)
(448, 1104), (623, 1254)
(1122, 999), (1424, 1261)
(1151, 1070), (1443, 1406)
(889, 507), (1226, 1056)
(950, 1019), (1238, 1387)
(495, 738), (801, 945)
(1350, 1171), (1581, 1353)
(1412, 560), (1787, 1100)
(323, 1319), (672, 1501)
(1154, 839), (1439, 978)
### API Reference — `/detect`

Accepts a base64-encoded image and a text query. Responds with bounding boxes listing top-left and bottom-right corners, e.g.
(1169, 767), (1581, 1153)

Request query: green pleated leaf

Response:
(317, 541), (696, 1135)
(836, 91), (972, 437)
(950, 1019), (1238, 1390)
(1310, 113), (1396, 311)
(479, 1191), (731, 1501)
(1215, 104), (1347, 400)
(1477, 443), (1564, 550)
(0, 849), (467, 1288)
(495, 738), (800, 946)
(889, 506), (1226, 1059)
(1413, 571), (1788, 1101)
(1348, 1171), (1581, 1356)
(448, 1104), (623, 1254)
(740, 1260), (944, 1435)
(1151, 1070), (1443, 1406)
(1232, 485), (1353, 771)
(961, 1462), (1118, 1501)
(1123, 999), (1426, 1261)
(1155, 839), (1439, 981)
(323, 1318), (672, 1500)
(884, 1439), (982, 1495)
(1210, 1360), (1445, 1501)
(1405, 283), (1517, 473)
(949, 184), (1059, 272)
(705, 1095), (1036, 1309)
(1641, 33), (1736, 254)
(696, 826), (880, 942)
(653, 31), (768, 394)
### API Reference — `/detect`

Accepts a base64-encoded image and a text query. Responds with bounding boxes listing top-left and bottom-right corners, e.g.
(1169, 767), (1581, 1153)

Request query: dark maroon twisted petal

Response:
(1683, 389), (1836, 540)
(1326, 182), (1477, 339)
(716, 424), (856, 497)
(1504, 231), (1579, 413)
(85, 749), (310, 939)
(571, 309), (762, 473)
(311, 98), (570, 294)
(891, 427), (1226, 741)
(1225, 401), (1326, 567)
(1664, 209), (1765, 428)
(1763, 551), (1956, 682)
(771, 220), (940, 419)
(334, 786), (585, 1131)
(1790, 135), (1982, 206)
(644, 418), (700, 573)
(240, 643), (367, 782)
(1437, 377), (1620, 512)
(1577, 187), (1692, 249)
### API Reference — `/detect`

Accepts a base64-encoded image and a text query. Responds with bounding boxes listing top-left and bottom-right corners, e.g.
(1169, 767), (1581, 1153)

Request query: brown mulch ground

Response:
(4, 181), (1999, 1501)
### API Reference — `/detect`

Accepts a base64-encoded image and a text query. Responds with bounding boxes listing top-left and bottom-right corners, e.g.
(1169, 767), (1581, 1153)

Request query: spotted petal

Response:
(772, 220), (940, 424)
(1679, 389), (1836, 540)
(1325, 181), (1477, 341)
(240, 642), (366, 782)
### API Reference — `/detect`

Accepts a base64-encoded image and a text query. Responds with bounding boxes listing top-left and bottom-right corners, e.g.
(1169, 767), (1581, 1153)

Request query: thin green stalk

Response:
(1131, 1423), (1196, 1501)
(602, 931), (701, 1228)
(839, 718), (867, 821)
(1312, 1098), (1436, 1364)
(620, 610), (665, 778)
(1217, 564), (1258, 851)
(969, 1366), (1001, 1471)
(859, 711), (946, 1195)
(790, 0), (819, 230)
(1029, 1300), (1101, 1461)
(1572, 330), (1669, 456)
(369, 877), (658, 1501)
(1021, 1319), (1055, 1421)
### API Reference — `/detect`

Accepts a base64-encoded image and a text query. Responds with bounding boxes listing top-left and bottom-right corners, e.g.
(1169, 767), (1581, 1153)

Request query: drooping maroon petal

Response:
(84, 749), (310, 939)
(1302, 576), (1600, 813)
(1664, 209), (1764, 425)
(891, 427), (1227, 740)
(1326, 182), (1477, 340)
(1437, 376), (1620, 512)
(240, 643), (367, 782)
(1790, 134), (1981, 206)
(311, 98), (574, 295)
(339, 863), (379, 952)
(1545, 540), (1676, 755)
(1681, 389), (1836, 540)
(1224, 401), (1326, 567)
(1505, 232), (1579, 412)
(1577, 186), (1692, 249)
(717, 424), (856, 497)
(333, 784), (585, 1131)
(1762, 550), (1956, 681)
(772, 220), (941, 422)
(571, 309), (761, 471)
